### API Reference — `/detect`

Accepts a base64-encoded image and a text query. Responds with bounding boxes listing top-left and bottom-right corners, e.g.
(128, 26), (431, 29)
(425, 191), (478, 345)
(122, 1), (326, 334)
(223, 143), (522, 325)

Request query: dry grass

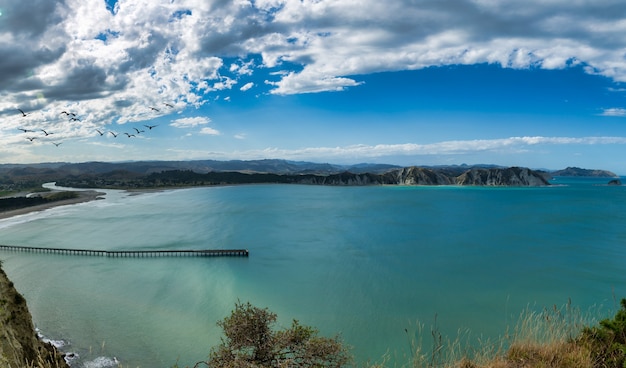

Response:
(380, 300), (610, 368)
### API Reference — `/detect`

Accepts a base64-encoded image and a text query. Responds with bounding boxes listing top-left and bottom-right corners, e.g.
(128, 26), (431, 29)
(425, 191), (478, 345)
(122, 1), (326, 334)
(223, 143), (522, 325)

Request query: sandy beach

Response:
(0, 190), (105, 220)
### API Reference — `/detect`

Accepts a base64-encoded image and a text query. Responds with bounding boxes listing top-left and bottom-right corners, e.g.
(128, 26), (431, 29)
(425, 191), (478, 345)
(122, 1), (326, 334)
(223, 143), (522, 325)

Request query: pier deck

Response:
(0, 244), (249, 257)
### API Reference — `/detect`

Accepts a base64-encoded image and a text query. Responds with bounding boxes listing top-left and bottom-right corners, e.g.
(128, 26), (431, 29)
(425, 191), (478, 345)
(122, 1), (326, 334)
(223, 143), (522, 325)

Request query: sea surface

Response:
(0, 178), (625, 367)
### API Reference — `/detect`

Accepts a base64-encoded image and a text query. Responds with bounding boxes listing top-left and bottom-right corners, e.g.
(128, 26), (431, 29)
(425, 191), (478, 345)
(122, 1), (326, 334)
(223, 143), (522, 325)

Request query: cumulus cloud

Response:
(170, 116), (211, 128)
(2, 1), (626, 100)
(2, 0), (626, 144)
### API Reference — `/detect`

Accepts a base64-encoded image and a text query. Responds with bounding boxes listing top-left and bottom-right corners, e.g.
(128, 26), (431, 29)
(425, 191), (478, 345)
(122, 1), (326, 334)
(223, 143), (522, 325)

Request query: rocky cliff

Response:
(306, 166), (549, 186)
(387, 166), (455, 185)
(455, 167), (550, 186)
(0, 265), (69, 368)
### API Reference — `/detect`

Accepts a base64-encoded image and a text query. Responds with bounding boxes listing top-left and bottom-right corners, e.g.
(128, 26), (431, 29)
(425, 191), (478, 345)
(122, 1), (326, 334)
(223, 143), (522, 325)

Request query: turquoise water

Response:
(0, 178), (625, 367)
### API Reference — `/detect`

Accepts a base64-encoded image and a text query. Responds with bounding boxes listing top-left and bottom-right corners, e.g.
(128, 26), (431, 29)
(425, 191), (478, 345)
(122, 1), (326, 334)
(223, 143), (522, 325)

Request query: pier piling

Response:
(0, 244), (249, 258)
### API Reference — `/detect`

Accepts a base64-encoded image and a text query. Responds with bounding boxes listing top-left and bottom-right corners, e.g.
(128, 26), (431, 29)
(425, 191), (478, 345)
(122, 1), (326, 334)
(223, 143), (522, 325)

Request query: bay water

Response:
(0, 178), (625, 367)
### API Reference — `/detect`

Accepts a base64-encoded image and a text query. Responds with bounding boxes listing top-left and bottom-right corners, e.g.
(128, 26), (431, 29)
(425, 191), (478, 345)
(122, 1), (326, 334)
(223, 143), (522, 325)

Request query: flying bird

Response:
(96, 129), (105, 136)
(17, 128), (34, 133)
(18, 109), (29, 117)
(52, 142), (62, 147)
(124, 133), (135, 138)
(133, 127), (145, 134)
(70, 117), (81, 122)
(26, 137), (37, 142)
(143, 124), (158, 130)
(109, 131), (119, 137)
(163, 103), (174, 108)
(60, 111), (76, 117)
(149, 106), (160, 112)
(41, 129), (54, 136)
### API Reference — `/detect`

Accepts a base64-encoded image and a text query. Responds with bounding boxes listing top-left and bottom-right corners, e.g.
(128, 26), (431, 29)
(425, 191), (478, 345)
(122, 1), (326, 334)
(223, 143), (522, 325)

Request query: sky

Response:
(2, 1), (626, 173)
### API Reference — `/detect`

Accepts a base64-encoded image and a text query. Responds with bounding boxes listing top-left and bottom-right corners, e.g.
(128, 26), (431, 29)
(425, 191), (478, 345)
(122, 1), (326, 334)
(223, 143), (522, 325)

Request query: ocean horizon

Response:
(0, 178), (625, 367)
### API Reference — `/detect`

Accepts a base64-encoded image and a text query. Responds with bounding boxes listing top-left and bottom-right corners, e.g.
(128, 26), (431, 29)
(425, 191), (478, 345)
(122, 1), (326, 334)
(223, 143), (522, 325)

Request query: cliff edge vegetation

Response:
(0, 263), (69, 368)
(180, 300), (626, 368)
(2, 260), (626, 368)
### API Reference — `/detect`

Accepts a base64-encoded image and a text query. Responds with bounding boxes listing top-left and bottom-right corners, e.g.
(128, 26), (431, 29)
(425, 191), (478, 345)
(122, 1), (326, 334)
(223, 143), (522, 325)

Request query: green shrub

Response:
(203, 301), (351, 367)
(578, 298), (626, 367)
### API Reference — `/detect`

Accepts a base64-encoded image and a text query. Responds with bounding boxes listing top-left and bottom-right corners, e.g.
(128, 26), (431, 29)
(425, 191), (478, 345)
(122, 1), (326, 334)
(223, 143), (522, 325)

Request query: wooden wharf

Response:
(0, 244), (249, 258)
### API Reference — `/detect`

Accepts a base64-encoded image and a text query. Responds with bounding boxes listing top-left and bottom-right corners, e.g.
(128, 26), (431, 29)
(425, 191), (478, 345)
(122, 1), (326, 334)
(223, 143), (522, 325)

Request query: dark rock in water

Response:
(608, 179), (622, 186)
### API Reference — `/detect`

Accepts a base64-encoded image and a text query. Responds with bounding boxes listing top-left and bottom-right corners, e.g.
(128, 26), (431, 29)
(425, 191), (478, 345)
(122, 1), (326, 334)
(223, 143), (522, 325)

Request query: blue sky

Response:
(2, 0), (626, 173)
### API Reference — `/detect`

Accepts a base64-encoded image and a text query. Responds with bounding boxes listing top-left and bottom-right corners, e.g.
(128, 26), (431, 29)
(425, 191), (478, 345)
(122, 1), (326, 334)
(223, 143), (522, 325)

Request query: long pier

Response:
(0, 244), (249, 258)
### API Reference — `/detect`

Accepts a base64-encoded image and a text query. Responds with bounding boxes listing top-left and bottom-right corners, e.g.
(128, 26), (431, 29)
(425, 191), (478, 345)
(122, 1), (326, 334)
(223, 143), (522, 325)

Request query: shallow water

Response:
(0, 178), (625, 367)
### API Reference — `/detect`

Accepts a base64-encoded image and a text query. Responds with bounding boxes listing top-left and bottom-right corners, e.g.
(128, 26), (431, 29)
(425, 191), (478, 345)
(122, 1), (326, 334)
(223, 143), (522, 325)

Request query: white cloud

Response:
(240, 82), (254, 91)
(199, 127), (221, 135)
(600, 108), (626, 117)
(2, 0), (626, 140)
(219, 136), (626, 162)
(2, 0), (626, 106)
(170, 117), (211, 128)
(213, 77), (237, 91)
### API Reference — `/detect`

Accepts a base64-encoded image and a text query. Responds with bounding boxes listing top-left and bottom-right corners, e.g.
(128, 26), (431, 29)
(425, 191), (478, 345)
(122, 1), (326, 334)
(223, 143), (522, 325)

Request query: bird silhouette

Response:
(18, 108), (29, 117)
(163, 103), (174, 108)
(69, 117), (81, 122)
(124, 132), (135, 137)
(96, 129), (105, 136)
(17, 127), (34, 133)
(143, 124), (158, 130)
(60, 111), (76, 117)
(26, 137), (37, 142)
(109, 131), (119, 137)
(41, 129), (54, 136)
(149, 106), (160, 112)
(52, 142), (62, 147)
(133, 127), (145, 134)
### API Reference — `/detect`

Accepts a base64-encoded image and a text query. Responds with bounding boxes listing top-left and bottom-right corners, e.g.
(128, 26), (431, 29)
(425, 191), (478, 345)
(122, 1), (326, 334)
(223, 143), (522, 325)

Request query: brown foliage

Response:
(206, 302), (351, 368)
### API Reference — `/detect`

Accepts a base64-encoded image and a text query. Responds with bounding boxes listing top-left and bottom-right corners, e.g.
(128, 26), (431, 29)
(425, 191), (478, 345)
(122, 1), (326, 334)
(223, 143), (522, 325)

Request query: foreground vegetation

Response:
(173, 299), (626, 368)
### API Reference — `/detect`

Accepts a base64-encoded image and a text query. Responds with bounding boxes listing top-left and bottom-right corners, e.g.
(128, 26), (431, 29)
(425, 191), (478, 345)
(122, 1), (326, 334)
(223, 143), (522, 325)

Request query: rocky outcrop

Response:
(0, 265), (69, 368)
(551, 167), (618, 177)
(293, 166), (549, 186)
(455, 167), (550, 186)
(386, 167), (455, 185)
(608, 179), (622, 186)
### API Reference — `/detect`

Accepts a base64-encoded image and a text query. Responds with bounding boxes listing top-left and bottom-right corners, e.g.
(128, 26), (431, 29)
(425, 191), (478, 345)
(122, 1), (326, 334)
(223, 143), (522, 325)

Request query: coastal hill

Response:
(0, 159), (615, 191)
(50, 165), (552, 188)
(551, 166), (618, 177)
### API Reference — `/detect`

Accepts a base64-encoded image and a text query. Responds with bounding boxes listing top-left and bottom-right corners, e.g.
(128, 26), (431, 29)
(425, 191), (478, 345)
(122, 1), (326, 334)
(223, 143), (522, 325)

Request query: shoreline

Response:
(0, 190), (105, 220)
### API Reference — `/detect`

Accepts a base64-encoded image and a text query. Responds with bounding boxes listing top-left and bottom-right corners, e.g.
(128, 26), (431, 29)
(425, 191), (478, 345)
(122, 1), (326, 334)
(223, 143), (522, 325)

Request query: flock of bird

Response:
(13, 104), (171, 147)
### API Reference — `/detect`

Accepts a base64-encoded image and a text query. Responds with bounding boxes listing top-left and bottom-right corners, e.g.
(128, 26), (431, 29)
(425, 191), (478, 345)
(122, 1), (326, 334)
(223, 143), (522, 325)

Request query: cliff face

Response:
(389, 167), (455, 185)
(0, 265), (69, 368)
(455, 167), (550, 186)
(297, 166), (549, 186)
(291, 166), (549, 186)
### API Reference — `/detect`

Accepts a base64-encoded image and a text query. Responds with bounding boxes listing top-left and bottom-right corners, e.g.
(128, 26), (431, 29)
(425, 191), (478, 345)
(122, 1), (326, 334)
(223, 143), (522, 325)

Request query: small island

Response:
(551, 166), (618, 177)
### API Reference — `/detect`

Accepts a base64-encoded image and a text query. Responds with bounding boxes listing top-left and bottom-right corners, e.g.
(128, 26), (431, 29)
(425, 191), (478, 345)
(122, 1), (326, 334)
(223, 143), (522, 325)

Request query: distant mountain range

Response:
(0, 159), (399, 176)
(0, 160), (615, 176)
(0, 160), (617, 191)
